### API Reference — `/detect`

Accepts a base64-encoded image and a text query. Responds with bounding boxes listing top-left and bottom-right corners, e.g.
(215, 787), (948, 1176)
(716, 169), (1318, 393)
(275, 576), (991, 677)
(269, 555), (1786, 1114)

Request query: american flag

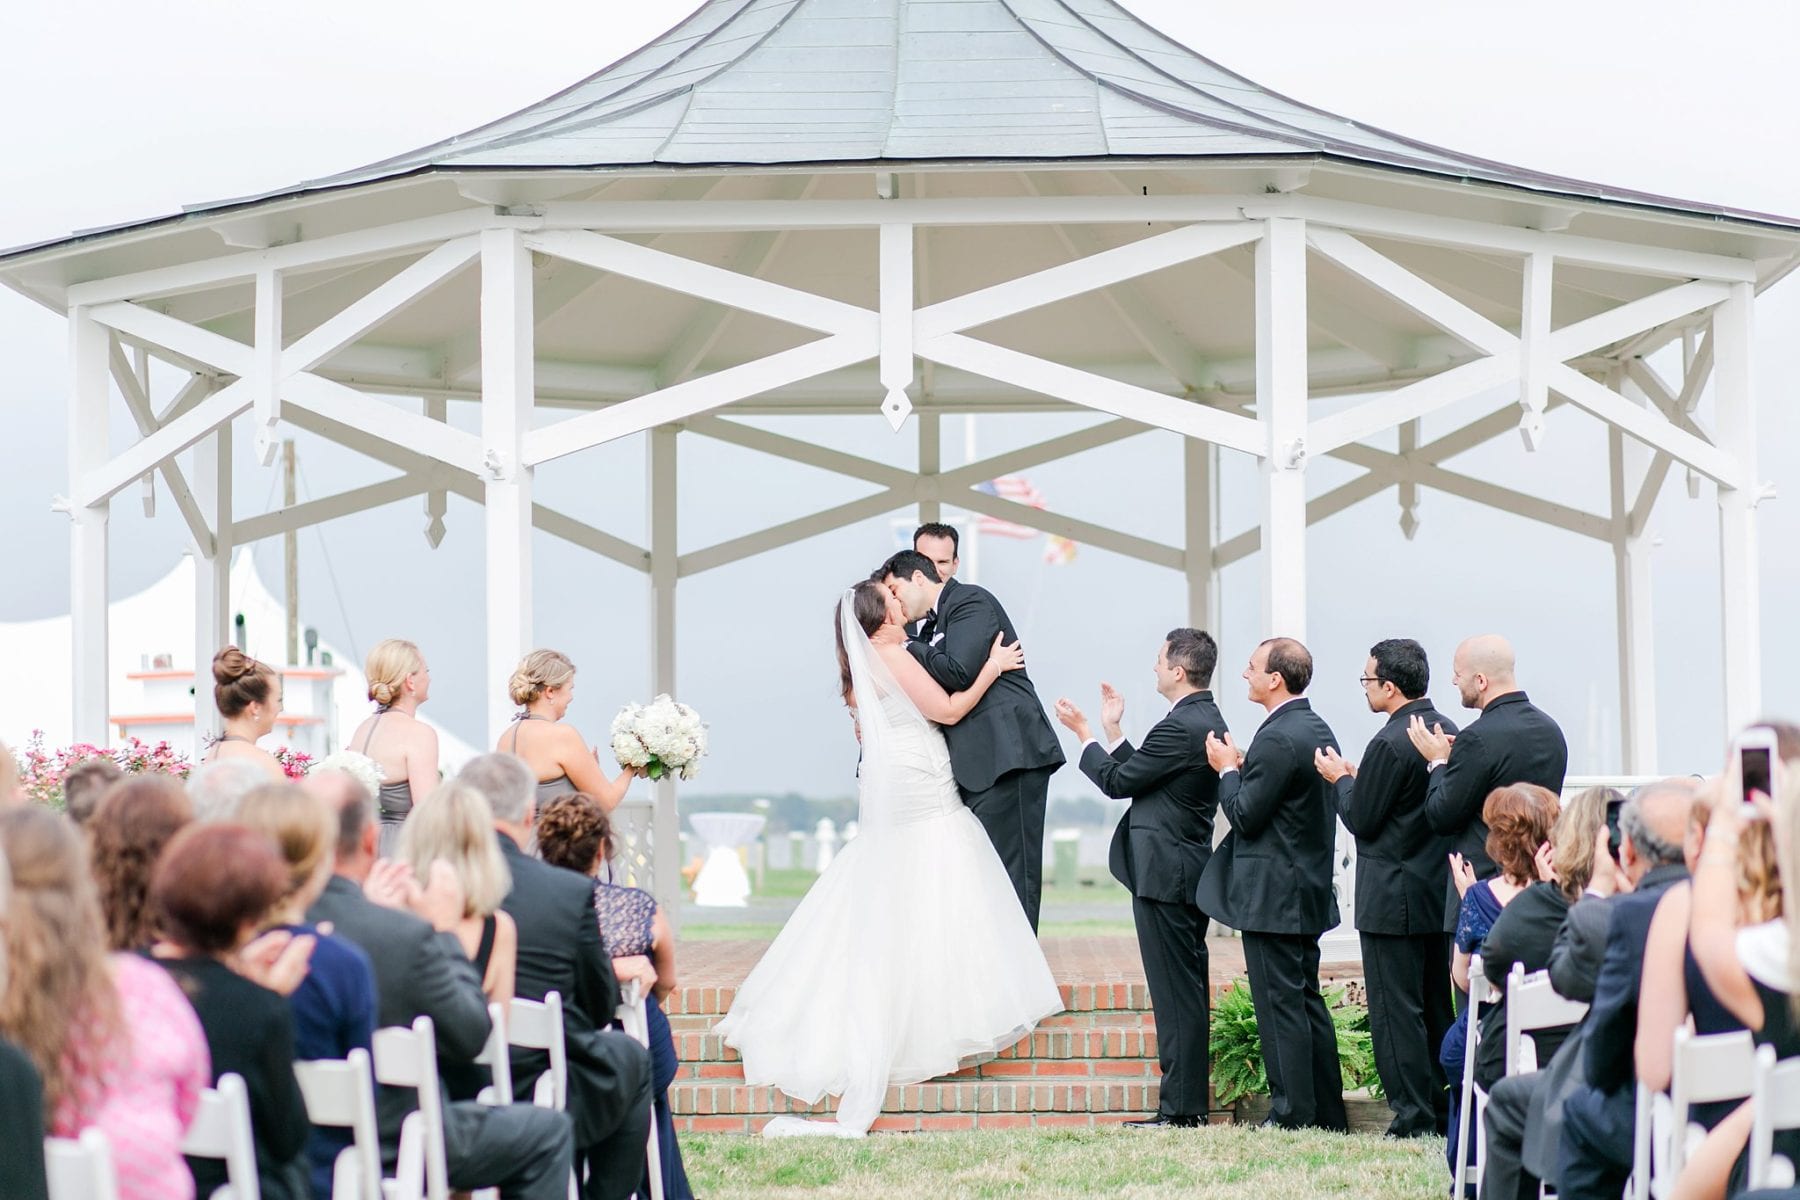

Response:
(974, 476), (1045, 539)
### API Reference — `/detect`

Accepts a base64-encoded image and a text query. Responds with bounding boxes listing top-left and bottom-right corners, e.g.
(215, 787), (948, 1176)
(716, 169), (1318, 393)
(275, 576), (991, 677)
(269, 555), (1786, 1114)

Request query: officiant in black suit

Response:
(1314, 638), (1458, 1138)
(1196, 637), (1347, 1132)
(1054, 627), (1228, 1128)
(880, 549), (1064, 931)
(905, 523), (962, 639)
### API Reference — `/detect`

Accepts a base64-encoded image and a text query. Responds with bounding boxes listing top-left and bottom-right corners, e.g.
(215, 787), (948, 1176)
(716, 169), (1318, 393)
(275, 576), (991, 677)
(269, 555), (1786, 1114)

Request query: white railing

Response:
(607, 797), (658, 893)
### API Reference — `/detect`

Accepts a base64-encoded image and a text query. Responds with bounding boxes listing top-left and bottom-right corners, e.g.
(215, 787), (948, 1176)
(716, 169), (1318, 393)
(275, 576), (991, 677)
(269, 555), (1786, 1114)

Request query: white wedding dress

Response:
(711, 597), (1062, 1136)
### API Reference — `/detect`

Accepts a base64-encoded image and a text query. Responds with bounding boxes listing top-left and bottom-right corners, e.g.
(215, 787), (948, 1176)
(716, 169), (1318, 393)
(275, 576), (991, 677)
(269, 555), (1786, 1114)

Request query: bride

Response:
(713, 580), (1063, 1137)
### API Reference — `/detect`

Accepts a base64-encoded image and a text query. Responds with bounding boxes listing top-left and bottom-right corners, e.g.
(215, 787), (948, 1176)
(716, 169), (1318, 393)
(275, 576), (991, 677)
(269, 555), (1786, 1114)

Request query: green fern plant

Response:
(1208, 980), (1384, 1104)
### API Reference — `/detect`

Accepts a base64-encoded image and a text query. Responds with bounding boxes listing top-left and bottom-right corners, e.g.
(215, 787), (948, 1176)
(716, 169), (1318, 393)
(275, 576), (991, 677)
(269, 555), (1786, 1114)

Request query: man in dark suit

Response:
(1408, 634), (1568, 930)
(1196, 637), (1347, 1131)
(1054, 627), (1228, 1128)
(457, 754), (652, 1200)
(880, 549), (1065, 931)
(1314, 637), (1458, 1138)
(302, 769), (575, 1200)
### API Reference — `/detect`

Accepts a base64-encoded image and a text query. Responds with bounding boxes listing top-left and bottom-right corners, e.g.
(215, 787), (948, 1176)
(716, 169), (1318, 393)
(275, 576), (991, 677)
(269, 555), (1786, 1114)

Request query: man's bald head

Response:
(1452, 634), (1519, 709)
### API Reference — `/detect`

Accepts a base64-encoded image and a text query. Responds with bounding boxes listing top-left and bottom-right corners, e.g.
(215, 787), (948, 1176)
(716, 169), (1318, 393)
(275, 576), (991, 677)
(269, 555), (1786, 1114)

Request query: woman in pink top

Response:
(0, 807), (210, 1200)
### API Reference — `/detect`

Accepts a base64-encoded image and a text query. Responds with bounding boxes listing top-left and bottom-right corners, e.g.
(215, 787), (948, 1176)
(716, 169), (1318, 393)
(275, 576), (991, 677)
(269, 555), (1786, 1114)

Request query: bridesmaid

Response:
(204, 647), (287, 780)
(496, 649), (636, 812)
(347, 639), (441, 854)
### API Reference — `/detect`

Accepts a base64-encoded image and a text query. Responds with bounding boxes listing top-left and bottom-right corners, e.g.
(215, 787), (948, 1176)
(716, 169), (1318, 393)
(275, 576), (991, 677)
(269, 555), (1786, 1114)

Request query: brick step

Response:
(665, 981), (1160, 1021)
(673, 1112), (1161, 1134)
(674, 1024), (1158, 1065)
(672, 1077), (1160, 1120)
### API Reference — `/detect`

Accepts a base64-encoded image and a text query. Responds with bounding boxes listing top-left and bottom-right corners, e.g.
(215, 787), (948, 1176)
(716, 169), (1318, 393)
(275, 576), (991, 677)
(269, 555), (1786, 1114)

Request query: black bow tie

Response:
(917, 615), (937, 639)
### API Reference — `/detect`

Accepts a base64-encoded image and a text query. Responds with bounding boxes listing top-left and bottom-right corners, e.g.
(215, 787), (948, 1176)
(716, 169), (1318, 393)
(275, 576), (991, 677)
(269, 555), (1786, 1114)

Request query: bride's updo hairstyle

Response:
(212, 646), (276, 718)
(366, 639), (426, 707)
(509, 649), (576, 708)
(834, 580), (890, 707)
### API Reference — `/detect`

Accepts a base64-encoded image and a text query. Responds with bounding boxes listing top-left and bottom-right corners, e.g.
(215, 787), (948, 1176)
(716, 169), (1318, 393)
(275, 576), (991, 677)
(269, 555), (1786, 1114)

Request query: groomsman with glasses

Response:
(1315, 639), (1459, 1138)
(1054, 628), (1229, 1129)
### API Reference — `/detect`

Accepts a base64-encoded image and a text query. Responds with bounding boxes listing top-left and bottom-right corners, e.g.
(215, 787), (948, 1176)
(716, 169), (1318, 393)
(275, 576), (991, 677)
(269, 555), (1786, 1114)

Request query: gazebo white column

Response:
(192, 417), (233, 739)
(1712, 283), (1762, 736)
(68, 308), (111, 743)
(1255, 218), (1309, 639)
(480, 228), (535, 743)
(1183, 437), (1219, 634)
(647, 426), (681, 918)
(1609, 372), (1659, 772)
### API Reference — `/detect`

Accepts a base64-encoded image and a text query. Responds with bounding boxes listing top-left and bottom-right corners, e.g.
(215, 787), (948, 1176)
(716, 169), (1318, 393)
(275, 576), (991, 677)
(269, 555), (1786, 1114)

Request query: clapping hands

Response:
(1449, 851), (1478, 898)
(1406, 715), (1456, 763)
(231, 928), (317, 997)
(365, 857), (466, 933)
(1053, 698), (1090, 742)
(1205, 730), (1243, 773)
(1314, 745), (1355, 784)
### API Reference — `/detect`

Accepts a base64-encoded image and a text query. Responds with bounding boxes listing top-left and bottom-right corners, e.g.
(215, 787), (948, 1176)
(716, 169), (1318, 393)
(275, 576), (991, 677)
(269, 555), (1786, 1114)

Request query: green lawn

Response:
(682, 1126), (1445, 1198)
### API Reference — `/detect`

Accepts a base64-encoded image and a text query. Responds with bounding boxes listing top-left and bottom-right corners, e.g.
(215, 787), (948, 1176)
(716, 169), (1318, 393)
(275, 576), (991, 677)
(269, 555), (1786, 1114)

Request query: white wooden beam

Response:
(879, 222), (915, 429)
(918, 333), (1263, 456)
(522, 334), (873, 466)
(1712, 283), (1761, 735)
(647, 425), (681, 922)
(231, 475), (434, 544)
(281, 237), (480, 374)
(679, 488), (905, 578)
(424, 395), (448, 548)
(66, 208), (492, 307)
(524, 229), (876, 338)
(108, 345), (213, 553)
(535, 193), (1254, 232)
(918, 412), (941, 526)
(1548, 364), (1741, 487)
(480, 227), (535, 745)
(1213, 471), (1391, 568)
(252, 268), (283, 465)
(683, 416), (916, 489)
(282, 374), (484, 477)
(191, 421), (232, 741)
(77, 381), (251, 508)
(1548, 279), (1731, 362)
(89, 301), (253, 375)
(1306, 355), (1515, 456)
(68, 308), (111, 743)
(952, 488), (1184, 571)
(1306, 227), (1517, 356)
(1519, 251), (1553, 450)
(1184, 437), (1219, 632)
(1610, 371), (1659, 772)
(935, 419), (1149, 491)
(1257, 217), (1309, 638)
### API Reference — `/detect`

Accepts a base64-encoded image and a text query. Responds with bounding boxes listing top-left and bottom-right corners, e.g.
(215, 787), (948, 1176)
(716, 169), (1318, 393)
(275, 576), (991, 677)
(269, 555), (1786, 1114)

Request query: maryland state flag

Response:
(1043, 535), (1077, 565)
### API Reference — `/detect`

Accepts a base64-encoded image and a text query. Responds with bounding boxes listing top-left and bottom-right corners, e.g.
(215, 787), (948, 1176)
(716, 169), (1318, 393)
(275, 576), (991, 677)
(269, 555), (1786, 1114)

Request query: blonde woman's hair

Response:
(0, 739), (19, 804)
(366, 639), (426, 707)
(1551, 786), (1615, 901)
(235, 783), (336, 902)
(1777, 766), (1800, 1017)
(396, 780), (511, 918)
(508, 649), (575, 708)
(1738, 815), (1783, 925)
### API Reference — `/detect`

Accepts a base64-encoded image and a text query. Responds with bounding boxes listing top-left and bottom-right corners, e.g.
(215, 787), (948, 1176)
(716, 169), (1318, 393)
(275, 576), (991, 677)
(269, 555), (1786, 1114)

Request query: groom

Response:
(878, 550), (1064, 931)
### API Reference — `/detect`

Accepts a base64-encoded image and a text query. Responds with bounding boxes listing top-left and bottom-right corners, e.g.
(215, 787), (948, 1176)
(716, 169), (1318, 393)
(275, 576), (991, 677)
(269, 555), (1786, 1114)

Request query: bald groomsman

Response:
(1408, 635), (1568, 930)
(1196, 637), (1346, 1132)
(1054, 628), (1228, 1129)
(1315, 638), (1458, 1138)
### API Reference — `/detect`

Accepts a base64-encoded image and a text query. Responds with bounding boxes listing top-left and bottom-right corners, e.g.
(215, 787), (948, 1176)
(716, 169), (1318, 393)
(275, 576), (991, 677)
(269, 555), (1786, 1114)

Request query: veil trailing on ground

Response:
(837, 589), (926, 822)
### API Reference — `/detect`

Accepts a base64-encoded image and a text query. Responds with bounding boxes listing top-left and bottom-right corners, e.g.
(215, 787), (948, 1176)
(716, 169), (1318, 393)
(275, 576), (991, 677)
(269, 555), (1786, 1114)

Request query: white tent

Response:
(0, 551), (478, 769)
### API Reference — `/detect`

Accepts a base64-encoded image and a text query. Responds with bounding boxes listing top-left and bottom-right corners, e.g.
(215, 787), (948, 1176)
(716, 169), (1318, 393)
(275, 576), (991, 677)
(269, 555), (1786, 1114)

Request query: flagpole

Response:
(963, 413), (979, 586)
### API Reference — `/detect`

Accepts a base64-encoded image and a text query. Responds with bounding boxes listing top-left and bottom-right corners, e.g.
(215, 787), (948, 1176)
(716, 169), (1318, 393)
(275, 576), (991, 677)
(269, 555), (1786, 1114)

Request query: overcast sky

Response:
(2, 0), (1797, 798)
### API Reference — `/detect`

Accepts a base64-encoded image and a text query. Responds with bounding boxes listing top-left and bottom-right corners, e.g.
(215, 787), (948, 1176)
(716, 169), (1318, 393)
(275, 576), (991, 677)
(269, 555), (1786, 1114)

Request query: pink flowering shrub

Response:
(18, 730), (193, 810)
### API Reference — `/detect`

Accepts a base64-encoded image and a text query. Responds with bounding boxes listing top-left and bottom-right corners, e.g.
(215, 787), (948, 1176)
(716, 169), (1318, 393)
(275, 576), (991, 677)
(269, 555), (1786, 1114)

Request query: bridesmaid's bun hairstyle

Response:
(509, 649), (576, 707)
(365, 639), (426, 706)
(211, 646), (274, 718)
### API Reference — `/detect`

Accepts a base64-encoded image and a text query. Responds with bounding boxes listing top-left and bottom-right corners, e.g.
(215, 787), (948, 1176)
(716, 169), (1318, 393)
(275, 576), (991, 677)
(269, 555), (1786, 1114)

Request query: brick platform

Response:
(666, 935), (1361, 1134)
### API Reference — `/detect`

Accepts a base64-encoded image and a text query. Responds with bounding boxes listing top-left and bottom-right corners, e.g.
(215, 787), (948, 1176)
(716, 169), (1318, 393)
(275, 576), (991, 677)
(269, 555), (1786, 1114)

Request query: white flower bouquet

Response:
(311, 749), (385, 795)
(610, 694), (708, 782)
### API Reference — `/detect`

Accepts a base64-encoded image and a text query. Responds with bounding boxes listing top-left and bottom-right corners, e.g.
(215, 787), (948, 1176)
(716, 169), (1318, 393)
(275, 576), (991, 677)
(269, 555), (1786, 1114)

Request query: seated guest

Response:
(87, 774), (194, 950)
(203, 648), (289, 781)
(237, 783), (379, 1200)
(187, 757), (270, 824)
(458, 753), (651, 1200)
(0, 1034), (48, 1200)
(1672, 754), (1800, 1200)
(0, 807), (211, 1200)
(61, 757), (123, 826)
(536, 792), (690, 1200)
(1480, 781), (1692, 1200)
(497, 651), (638, 812)
(395, 779), (518, 1100)
(1440, 783), (1559, 1171)
(1634, 794), (1773, 1121)
(304, 769), (575, 1200)
(151, 823), (313, 1200)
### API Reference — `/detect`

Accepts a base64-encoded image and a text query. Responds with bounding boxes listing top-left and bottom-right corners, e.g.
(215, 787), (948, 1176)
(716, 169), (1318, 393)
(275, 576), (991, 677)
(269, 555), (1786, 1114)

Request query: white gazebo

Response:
(4, 0), (1794, 908)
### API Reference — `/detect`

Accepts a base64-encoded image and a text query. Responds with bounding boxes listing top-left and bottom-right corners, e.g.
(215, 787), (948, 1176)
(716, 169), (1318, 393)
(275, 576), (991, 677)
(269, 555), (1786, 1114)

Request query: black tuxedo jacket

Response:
(1194, 697), (1340, 936)
(1332, 697), (1459, 936)
(307, 875), (492, 1149)
(1079, 691), (1228, 907)
(498, 834), (639, 1146)
(1424, 690), (1568, 928)
(907, 577), (1064, 792)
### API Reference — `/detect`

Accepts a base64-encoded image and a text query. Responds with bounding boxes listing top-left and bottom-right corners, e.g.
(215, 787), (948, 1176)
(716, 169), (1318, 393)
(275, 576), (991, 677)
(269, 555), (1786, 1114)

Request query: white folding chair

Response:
(1453, 953), (1495, 1199)
(295, 1048), (384, 1200)
(182, 1072), (262, 1200)
(509, 992), (568, 1112)
(372, 1016), (450, 1200)
(1505, 964), (1589, 1076)
(616, 979), (664, 1200)
(45, 1127), (120, 1200)
(474, 1001), (515, 1107)
(1747, 1044), (1800, 1189)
